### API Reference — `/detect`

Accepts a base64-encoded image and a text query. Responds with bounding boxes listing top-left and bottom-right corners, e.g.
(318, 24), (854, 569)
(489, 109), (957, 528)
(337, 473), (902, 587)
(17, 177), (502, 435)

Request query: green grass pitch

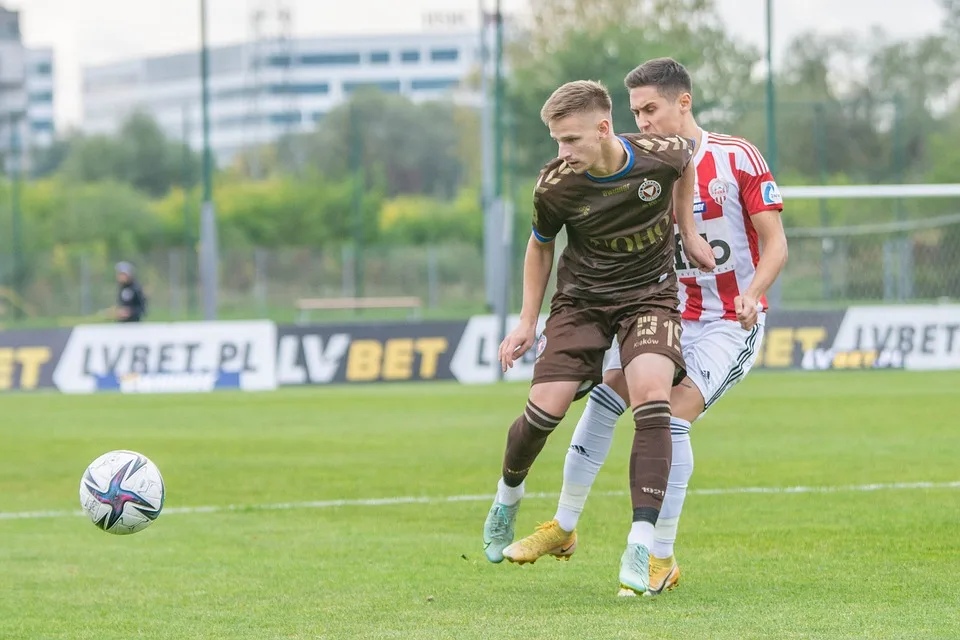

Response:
(1, 371), (959, 639)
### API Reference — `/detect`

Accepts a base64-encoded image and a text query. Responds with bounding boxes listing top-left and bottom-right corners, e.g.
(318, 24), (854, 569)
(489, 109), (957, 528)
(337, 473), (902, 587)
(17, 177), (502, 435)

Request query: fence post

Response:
(882, 239), (896, 301)
(813, 103), (832, 301)
(768, 274), (783, 309)
(892, 95), (913, 301)
(79, 252), (91, 317)
(169, 248), (183, 319)
(835, 238), (849, 299)
(341, 244), (355, 298)
(427, 245), (439, 309)
(898, 236), (914, 301)
(254, 248), (267, 317)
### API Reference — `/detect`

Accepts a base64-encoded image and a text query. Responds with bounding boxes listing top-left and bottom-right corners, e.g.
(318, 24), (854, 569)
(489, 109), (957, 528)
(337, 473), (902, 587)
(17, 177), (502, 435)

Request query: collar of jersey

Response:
(585, 136), (634, 183)
(693, 128), (709, 165)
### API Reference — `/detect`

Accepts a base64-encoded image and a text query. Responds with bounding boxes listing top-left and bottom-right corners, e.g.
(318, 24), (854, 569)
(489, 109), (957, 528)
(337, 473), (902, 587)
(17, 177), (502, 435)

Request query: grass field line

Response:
(2, 480), (959, 522)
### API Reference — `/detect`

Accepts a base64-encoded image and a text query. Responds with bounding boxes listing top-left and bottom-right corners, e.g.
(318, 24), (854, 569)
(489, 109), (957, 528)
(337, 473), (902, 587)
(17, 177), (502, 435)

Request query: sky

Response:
(7, 0), (946, 129)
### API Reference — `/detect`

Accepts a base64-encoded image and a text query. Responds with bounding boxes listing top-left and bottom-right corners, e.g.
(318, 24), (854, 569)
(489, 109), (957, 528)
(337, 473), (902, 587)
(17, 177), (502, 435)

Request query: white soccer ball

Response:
(79, 450), (165, 535)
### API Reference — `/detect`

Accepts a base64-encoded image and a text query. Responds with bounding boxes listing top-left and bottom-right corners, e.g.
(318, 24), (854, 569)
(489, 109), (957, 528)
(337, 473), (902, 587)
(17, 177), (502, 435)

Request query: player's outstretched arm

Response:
(673, 165), (715, 272)
(498, 234), (555, 372)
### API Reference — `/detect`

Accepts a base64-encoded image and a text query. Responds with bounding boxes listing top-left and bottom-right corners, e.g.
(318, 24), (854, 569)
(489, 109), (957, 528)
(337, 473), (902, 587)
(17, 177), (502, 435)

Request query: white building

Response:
(25, 48), (55, 147)
(0, 5), (55, 156)
(82, 31), (483, 165)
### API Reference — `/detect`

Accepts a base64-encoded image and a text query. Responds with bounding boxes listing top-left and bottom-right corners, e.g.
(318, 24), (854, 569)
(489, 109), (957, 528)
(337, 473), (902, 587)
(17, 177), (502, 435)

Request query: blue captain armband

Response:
(532, 226), (554, 243)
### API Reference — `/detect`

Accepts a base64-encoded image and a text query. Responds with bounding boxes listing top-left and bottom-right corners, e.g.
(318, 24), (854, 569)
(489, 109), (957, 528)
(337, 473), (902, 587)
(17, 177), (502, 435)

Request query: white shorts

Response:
(604, 314), (765, 413)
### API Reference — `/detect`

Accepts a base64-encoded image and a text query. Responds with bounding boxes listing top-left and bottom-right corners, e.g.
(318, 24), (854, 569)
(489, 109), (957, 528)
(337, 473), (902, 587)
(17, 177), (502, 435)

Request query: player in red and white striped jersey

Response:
(504, 59), (788, 594)
(674, 128), (783, 324)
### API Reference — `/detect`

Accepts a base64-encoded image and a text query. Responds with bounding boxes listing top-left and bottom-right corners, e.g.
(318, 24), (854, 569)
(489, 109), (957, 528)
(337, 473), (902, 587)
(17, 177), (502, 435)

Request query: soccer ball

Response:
(79, 450), (165, 535)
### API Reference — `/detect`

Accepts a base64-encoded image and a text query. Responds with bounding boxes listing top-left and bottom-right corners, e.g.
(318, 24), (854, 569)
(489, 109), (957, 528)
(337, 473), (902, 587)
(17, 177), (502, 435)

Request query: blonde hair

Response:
(540, 80), (612, 124)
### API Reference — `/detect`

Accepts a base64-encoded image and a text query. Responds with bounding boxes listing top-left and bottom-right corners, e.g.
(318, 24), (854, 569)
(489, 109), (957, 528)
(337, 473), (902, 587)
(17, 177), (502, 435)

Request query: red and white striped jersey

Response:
(674, 129), (783, 322)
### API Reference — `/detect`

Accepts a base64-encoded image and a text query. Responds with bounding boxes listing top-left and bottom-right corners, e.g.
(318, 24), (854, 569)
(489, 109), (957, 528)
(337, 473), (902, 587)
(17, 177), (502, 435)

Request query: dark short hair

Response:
(624, 57), (692, 99)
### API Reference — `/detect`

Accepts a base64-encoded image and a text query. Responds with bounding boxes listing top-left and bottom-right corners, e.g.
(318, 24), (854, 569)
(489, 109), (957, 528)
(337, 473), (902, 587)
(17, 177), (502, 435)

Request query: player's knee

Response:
(623, 353), (675, 407)
(670, 380), (705, 422)
(529, 382), (578, 418)
(601, 369), (629, 404)
(629, 386), (670, 407)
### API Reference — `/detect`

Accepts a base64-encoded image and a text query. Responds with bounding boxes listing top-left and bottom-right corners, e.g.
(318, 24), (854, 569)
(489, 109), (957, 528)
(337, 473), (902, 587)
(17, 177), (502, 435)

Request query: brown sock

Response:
(629, 400), (672, 523)
(502, 400), (564, 487)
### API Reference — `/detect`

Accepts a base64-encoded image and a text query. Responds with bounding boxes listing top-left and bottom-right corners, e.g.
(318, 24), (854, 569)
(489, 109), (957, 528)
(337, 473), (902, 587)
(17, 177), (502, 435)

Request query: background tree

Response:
(506, 0), (761, 174)
(59, 110), (201, 197)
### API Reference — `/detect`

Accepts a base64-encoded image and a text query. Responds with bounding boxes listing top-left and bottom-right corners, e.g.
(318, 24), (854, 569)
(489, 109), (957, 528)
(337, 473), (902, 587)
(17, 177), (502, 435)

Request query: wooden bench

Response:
(295, 296), (423, 323)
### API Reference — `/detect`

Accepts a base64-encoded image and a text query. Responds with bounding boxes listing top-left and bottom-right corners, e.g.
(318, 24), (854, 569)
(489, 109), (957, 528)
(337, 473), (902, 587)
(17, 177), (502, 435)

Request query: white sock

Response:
(496, 477), (525, 506)
(651, 418), (694, 559)
(554, 384), (626, 531)
(627, 520), (656, 548)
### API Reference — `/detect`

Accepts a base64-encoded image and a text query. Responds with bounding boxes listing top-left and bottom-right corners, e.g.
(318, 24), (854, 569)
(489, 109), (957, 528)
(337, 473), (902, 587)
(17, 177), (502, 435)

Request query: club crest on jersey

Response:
(638, 179), (662, 202)
(708, 178), (728, 205)
(535, 334), (547, 358)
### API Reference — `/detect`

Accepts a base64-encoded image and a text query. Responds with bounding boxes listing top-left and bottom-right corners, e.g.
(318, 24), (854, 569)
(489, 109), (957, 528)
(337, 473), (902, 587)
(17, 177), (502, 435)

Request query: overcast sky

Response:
(7, 0), (946, 128)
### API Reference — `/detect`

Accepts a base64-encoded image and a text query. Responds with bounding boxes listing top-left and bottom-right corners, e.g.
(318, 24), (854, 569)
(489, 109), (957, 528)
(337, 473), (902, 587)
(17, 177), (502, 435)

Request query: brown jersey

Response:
(532, 133), (694, 303)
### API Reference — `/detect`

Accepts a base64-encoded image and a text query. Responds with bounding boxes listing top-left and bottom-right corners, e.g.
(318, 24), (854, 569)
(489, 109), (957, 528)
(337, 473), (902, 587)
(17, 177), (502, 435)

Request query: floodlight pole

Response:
(199, 0), (219, 320)
(764, 0), (778, 175)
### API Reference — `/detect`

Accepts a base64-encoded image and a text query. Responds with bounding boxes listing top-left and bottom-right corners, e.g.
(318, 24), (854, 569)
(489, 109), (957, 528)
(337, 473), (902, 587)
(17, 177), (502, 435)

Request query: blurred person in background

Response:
(114, 261), (147, 323)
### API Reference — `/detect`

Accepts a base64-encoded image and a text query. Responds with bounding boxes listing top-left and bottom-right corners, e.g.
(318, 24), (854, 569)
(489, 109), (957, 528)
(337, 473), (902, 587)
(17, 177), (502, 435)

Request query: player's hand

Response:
(498, 321), (536, 372)
(682, 232), (716, 272)
(734, 294), (761, 330)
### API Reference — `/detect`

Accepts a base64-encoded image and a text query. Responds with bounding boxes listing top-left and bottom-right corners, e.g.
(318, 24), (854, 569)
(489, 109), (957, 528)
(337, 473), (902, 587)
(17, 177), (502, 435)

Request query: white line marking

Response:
(2, 481), (958, 522)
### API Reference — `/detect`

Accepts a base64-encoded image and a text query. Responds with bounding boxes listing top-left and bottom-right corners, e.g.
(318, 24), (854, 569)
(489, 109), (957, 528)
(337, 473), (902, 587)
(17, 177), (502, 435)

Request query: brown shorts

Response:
(531, 294), (685, 388)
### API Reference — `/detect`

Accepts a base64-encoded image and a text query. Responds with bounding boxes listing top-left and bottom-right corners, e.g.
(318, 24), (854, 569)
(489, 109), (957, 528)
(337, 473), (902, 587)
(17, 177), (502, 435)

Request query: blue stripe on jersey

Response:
(531, 226), (553, 243)
(585, 136), (635, 183)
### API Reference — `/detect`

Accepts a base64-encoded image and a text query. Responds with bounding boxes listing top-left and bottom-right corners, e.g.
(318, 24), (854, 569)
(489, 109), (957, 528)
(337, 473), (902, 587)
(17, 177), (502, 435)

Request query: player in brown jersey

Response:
(481, 79), (716, 596)
(501, 58), (788, 597)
